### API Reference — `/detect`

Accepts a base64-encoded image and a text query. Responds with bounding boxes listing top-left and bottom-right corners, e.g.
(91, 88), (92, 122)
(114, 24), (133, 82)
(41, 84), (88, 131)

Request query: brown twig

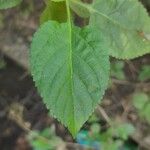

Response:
(97, 106), (112, 126)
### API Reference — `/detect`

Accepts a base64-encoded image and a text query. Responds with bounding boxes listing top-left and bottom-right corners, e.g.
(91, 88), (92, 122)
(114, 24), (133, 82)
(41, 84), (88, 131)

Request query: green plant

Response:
(0, 0), (22, 9)
(97, 122), (135, 150)
(132, 92), (150, 123)
(76, 122), (135, 150)
(1, 0), (150, 137)
(111, 60), (125, 80)
(27, 127), (63, 150)
(0, 58), (6, 69)
(138, 65), (150, 81)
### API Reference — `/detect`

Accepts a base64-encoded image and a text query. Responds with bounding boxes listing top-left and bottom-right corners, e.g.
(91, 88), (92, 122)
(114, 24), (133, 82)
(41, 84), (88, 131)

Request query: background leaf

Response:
(111, 60), (125, 80)
(40, 0), (67, 24)
(0, 0), (22, 9)
(69, 0), (90, 18)
(90, 0), (150, 59)
(133, 92), (149, 110)
(133, 92), (150, 123)
(138, 65), (150, 81)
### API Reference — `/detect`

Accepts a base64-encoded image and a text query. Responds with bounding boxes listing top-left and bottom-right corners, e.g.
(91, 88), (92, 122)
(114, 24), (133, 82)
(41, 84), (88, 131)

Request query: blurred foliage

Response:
(111, 61), (125, 80)
(76, 121), (135, 150)
(0, 58), (6, 69)
(133, 92), (150, 123)
(27, 114), (136, 150)
(88, 114), (100, 124)
(19, 1), (34, 17)
(0, 13), (4, 29)
(0, 0), (22, 9)
(27, 126), (63, 150)
(40, 0), (67, 24)
(121, 141), (138, 150)
(138, 65), (150, 81)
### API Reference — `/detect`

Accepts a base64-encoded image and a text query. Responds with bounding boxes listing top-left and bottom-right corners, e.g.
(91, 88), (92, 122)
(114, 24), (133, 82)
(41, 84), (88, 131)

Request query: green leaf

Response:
(113, 123), (135, 140)
(69, 0), (90, 18)
(141, 103), (150, 123)
(0, 0), (22, 9)
(133, 92), (149, 110)
(101, 140), (122, 150)
(30, 21), (110, 137)
(0, 58), (6, 69)
(40, 0), (67, 24)
(111, 61), (125, 80)
(106, 123), (135, 141)
(28, 130), (62, 150)
(138, 65), (150, 81)
(133, 92), (150, 123)
(88, 0), (150, 59)
(142, 103), (150, 123)
(52, 0), (65, 2)
(90, 123), (101, 134)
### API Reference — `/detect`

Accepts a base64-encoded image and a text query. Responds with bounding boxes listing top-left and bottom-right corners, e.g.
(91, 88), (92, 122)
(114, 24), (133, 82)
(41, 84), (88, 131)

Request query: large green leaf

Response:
(69, 0), (150, 59)
(88, 0), (150, 59)
(0, 0), (22, 9)
(30, 21), (109, 136)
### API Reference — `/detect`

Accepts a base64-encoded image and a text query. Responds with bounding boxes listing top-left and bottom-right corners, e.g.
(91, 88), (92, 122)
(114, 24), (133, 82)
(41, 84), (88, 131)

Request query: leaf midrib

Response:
(66, 0), (76, 134)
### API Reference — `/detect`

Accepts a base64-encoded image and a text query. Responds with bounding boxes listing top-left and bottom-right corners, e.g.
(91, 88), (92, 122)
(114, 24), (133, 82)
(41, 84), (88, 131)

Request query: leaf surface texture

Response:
(30, 21), (109, 136)
(90, 0), (150, 59)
